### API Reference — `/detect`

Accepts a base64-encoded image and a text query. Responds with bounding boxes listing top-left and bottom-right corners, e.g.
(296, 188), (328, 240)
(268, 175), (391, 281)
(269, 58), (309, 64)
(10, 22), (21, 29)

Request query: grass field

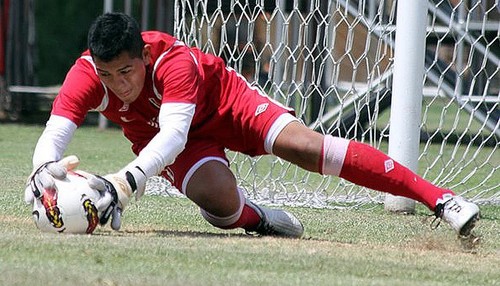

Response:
(0, 123), (498, 286)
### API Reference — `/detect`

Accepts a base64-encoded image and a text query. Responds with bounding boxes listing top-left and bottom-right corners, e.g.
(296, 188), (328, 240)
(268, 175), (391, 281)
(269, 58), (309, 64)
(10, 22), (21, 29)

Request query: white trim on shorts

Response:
(181, 113), (297, 193)
(181, 156), (229, 194)
(264, 113), (299, 154)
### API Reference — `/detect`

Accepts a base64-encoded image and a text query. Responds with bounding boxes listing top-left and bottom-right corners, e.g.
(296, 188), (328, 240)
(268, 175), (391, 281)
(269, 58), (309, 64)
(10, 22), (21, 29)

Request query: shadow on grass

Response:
(94, 228), (255, 239)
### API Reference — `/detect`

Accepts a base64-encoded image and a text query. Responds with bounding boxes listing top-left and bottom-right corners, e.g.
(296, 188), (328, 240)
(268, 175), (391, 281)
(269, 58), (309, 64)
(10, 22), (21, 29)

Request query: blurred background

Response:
(0, 0), (175, 122)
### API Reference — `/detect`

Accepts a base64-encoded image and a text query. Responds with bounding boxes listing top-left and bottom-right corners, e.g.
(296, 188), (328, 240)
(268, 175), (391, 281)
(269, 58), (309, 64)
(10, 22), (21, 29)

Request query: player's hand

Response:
(86, 167), (146, 230)
(24, 155), (80, 204)
(86, 174), (122, 230)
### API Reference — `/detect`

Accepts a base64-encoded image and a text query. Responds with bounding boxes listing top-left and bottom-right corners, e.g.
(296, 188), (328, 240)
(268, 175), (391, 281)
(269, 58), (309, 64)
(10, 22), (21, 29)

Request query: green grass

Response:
(0, 123), (499, 286)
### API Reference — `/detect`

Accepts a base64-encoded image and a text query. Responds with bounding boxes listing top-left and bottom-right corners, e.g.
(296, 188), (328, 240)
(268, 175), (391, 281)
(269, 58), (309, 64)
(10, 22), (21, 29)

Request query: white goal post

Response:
(384, 0), (427, 213)
(146, 0), (500, 208)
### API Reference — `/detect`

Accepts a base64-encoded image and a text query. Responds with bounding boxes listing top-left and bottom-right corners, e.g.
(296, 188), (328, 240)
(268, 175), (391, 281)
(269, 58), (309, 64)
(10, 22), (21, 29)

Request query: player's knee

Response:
(199, 187), (246, 229)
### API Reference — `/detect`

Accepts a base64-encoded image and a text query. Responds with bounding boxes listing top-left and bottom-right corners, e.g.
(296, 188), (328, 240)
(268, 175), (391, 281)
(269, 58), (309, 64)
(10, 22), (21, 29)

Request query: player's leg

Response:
(218, 67), (476, 237)
(184, 159), (303, 238)
(272, 119), (479, 236)
(161, 137), (303, 238)
(272, 120), (448, 206)
(185, 159), (240, 217)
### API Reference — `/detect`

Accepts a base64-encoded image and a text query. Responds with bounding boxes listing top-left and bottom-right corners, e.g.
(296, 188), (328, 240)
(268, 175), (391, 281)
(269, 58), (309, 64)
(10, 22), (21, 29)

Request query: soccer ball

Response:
(32, 171), (101, 234)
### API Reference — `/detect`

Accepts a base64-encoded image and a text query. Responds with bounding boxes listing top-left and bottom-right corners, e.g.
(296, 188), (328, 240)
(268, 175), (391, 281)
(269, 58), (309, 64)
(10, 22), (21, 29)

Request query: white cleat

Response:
(434, 195), (480, 236)
(245, 199), (304, 238)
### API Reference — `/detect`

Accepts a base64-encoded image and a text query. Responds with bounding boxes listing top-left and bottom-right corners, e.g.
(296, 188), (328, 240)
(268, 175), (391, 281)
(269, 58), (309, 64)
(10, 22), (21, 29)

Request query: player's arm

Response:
(24, 114), (77, 204)
(32, 115), (77, 168)
(118, 49), (199, 196)
(88, 102), (195, 230)
(89, 49), (199, 229)
(31, 56), (103, 168)
(26, 56), (103, 203)
(119, 101), (195, 194)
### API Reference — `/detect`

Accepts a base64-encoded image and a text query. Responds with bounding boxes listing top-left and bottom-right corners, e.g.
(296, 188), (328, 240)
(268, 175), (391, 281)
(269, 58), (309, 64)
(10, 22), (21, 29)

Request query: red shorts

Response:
(161, 69), (295, 193)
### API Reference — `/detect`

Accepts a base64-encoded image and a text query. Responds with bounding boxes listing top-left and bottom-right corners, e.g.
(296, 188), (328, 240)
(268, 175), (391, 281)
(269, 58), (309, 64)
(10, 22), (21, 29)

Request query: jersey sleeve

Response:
(51, 57), (105, 126)
(153, 46), (201, 105)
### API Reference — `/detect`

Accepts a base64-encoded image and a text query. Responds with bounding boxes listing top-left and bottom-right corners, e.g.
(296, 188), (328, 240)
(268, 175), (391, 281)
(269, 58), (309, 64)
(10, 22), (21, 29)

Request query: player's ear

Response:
(142, 44), (152, 65)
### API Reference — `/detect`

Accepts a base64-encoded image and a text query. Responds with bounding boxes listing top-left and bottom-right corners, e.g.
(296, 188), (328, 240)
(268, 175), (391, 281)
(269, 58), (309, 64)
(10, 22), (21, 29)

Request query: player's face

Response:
(94, 47), (151, 104)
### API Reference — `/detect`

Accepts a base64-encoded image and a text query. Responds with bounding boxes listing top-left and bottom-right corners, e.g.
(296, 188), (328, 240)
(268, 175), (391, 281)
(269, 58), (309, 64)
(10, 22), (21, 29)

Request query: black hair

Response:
(87, 12), (145, 62)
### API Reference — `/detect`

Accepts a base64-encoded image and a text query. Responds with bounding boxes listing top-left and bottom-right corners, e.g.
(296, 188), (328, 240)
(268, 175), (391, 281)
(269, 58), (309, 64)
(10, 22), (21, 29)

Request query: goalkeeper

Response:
(26, 12), (479, 238)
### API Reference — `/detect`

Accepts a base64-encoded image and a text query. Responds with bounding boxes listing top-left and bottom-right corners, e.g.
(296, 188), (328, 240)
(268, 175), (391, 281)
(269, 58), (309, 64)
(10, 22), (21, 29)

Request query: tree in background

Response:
(0, 1), (101, 121)
(35, 0), (102, 85)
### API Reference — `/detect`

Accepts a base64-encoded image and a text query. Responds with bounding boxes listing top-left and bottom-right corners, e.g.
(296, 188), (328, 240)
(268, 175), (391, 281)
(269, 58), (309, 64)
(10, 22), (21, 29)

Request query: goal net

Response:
(147, 0), (499, 207)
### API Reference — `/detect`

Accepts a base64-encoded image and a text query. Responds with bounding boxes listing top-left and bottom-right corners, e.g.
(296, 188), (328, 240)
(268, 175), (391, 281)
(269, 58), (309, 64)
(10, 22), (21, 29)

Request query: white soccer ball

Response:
(32, 172), (101, 234)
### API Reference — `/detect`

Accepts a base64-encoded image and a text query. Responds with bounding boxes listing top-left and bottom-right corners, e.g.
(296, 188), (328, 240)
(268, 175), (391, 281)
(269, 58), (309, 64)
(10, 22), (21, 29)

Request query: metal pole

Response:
(124, 0), (132, 15)
(384, 0), (427, 213)
(141, 0), (150, 30)
(103, 0), (113, 13)
(99, 0), (114, 129)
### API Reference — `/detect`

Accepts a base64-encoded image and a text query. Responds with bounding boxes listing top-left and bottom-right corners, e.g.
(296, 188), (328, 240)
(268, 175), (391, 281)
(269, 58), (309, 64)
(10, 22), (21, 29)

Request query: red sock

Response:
(218, 204), (261, 230)
(338, 140), (454, 209)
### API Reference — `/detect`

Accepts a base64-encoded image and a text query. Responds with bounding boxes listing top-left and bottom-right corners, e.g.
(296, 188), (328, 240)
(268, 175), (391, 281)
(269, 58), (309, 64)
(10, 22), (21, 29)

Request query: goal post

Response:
(155, 0), (500, 208)
(384, 0), (427, 213)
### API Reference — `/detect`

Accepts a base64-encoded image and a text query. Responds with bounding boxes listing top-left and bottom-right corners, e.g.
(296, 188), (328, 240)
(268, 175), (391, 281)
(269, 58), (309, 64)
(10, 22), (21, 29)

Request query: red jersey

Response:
(50, 31), (295, 191)
(53, 31), (229, 154)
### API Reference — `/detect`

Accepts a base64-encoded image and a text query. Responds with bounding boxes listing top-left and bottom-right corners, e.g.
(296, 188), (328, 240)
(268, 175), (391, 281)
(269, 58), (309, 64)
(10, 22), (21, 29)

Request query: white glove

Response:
(25, 155), (80, 204)
(86, 166), (147, 230)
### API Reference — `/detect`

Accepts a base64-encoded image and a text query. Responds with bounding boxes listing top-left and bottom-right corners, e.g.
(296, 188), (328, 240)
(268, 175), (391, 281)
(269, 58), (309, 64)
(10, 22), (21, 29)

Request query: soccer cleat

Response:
(245, 200), (304, 238)
(434, 195), (480, 236)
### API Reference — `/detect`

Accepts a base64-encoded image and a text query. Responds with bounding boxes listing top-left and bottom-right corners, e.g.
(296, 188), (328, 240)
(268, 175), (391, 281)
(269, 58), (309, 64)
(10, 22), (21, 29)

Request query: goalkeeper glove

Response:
(24, 155), (80, 204)
(87, 166), (147, 230)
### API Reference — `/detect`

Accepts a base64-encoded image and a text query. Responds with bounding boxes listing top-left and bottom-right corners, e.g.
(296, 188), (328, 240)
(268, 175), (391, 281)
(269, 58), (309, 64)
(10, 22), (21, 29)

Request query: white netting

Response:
(144, 0), (499, 207)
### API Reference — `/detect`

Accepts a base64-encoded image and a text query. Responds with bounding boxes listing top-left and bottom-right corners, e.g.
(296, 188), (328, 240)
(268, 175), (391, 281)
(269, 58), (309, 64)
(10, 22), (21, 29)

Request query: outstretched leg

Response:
(273, 121), (479, 235)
